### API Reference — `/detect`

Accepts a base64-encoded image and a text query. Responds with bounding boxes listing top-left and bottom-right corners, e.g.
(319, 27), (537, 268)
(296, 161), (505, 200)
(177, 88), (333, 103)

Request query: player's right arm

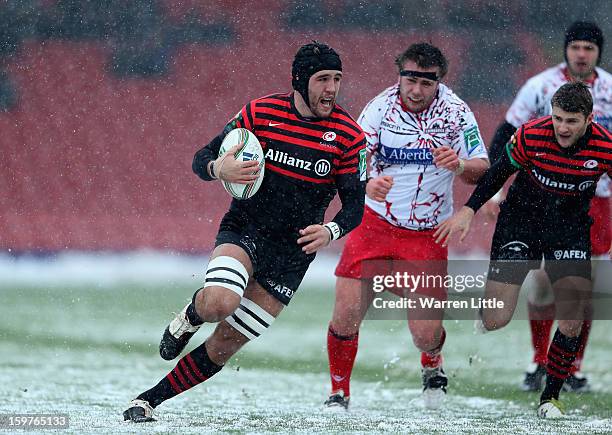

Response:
(488, 121), (517, 164)
(482, 122), (515, 219)
(434, 130), (524, 245)
(489, 78), (540, 163)
(484, 77), (542, 216)
(192, 104), (260, 183)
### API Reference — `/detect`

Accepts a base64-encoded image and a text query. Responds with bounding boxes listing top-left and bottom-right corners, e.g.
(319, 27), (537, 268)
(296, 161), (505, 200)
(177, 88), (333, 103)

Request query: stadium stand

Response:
(0, 1), (590, 253)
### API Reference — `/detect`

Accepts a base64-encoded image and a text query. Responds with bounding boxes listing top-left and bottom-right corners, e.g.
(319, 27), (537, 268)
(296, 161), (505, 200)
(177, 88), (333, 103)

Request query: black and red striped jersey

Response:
(193, 92), (366, 242)
(467, 115), (612, 223)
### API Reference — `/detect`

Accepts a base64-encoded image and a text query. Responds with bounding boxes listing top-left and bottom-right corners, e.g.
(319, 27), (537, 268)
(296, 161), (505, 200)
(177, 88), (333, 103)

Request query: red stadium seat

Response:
(0, 29), (527, 253)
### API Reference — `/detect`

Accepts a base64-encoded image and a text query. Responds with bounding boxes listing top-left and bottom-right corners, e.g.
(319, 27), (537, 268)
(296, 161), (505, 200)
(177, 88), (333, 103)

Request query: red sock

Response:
(327, 325), (359, 397)
(528, 301), (555, 365)
(421, 328), (446, 368)
(571, 319), (592, 374)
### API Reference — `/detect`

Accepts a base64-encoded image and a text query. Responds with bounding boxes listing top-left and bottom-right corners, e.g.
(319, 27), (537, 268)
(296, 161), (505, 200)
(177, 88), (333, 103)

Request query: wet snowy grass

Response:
(2, 282), (612, 433)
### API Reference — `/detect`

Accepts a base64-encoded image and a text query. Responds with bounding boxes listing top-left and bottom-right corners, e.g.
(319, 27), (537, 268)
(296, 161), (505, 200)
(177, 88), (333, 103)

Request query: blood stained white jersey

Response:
(505, 63), (612, 198)
(359, 83), (488, 230)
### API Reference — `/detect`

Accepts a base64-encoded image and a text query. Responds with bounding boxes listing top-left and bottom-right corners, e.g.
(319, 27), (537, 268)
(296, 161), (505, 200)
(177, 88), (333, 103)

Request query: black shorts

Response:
(488, 211), (591, 285)
(215, 211), (316, 305)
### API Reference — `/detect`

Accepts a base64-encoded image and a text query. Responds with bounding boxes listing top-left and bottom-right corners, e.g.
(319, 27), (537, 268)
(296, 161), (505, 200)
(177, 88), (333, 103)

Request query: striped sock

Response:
(541, 329), (580, 402)
(137, 342), (222, 407)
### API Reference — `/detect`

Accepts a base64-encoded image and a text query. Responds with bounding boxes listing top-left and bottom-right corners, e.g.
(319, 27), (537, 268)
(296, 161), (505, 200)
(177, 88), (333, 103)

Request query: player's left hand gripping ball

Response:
(217, 128), (265, 199)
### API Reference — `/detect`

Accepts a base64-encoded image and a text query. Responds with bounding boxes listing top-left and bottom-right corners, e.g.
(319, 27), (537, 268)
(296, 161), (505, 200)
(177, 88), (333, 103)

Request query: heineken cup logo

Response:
(359, 148), (367, 181)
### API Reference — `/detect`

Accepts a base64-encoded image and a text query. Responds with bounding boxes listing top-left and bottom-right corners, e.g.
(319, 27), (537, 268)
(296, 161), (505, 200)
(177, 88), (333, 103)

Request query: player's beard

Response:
(310, 95), (336, 118)
(568, 61), (596, 81)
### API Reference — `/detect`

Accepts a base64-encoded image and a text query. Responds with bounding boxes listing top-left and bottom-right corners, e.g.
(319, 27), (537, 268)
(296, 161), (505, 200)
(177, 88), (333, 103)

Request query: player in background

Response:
(324, 43), (489, 411)
(436, 82), (612, 418)
(485, 21), (612, 393)
(123, 42), (366, 422)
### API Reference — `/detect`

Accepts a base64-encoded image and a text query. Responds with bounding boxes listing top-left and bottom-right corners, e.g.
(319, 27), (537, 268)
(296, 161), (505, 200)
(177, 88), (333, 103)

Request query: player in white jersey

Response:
(323, 43), (489, 411)
(485, 21), (612, 393)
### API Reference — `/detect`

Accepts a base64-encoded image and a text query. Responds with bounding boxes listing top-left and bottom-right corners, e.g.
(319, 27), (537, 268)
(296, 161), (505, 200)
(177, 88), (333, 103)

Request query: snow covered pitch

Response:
(1, 252), (611, 433)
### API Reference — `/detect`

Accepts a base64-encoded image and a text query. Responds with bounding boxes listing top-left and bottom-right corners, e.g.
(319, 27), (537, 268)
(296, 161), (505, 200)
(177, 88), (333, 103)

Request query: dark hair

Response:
(395, 43), (448, 80)
(292, 41), (342, 108)
(565, 21), (604, 64)
(551, 82), (593, 117)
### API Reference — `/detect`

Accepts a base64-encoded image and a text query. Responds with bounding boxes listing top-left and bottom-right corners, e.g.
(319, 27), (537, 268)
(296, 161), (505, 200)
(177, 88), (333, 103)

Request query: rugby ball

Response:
(218, 128), (265, 200)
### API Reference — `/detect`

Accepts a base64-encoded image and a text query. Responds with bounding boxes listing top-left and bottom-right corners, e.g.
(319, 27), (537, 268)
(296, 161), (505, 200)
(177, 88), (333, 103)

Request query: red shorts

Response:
(336, 206), (448, 299)
(590, 196), (611, 256)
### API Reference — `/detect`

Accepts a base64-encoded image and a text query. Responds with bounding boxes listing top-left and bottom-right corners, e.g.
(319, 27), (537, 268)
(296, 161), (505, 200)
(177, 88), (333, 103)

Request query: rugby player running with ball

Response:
(123, 41), (366, 422)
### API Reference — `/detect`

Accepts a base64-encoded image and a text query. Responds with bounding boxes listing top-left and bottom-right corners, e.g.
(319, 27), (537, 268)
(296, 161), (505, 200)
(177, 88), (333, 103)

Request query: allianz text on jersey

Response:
(378, 144), (433, 165)
(531, 168), (595, 192)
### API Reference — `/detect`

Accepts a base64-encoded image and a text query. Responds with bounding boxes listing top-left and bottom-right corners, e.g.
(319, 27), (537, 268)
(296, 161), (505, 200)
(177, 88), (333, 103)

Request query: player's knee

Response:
(200, 291), (241, 322)
(225, 297), (276, 341)
(197, 256), (249, 321)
